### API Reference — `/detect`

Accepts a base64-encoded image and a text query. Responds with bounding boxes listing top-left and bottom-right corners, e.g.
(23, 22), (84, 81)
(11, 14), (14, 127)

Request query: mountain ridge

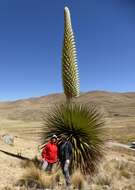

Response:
(0, 91), (135, 121)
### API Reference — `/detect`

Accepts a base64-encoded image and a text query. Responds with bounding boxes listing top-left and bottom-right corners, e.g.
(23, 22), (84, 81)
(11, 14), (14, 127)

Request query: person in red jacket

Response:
(41, 135), (58, 172)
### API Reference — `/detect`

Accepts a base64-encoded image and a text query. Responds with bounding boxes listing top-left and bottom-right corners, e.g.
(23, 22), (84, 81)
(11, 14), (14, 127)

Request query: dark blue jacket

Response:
(59, 141), (72, 162)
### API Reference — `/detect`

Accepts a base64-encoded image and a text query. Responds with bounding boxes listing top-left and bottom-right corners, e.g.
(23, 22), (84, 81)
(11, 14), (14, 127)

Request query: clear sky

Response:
(0, 0), (135, 100)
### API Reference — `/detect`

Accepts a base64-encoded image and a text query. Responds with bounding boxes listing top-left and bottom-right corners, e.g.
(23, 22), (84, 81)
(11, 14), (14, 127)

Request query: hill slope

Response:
(0, 91), (135, 121)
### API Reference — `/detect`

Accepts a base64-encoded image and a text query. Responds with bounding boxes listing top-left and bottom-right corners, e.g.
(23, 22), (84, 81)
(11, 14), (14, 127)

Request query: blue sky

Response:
(0, 0), (135, 100)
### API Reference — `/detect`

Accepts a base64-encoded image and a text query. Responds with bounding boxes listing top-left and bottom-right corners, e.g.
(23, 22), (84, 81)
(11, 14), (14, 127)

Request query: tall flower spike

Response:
(62, 7), (80, 102)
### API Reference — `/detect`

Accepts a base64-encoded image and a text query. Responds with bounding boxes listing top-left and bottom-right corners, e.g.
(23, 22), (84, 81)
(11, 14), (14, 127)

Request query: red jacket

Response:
(41, 142), (58, 164)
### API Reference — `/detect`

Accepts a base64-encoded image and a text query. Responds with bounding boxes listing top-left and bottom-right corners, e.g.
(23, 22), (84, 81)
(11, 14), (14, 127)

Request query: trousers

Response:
(42, 160), (53, 172)
(61, 160), (71, 186)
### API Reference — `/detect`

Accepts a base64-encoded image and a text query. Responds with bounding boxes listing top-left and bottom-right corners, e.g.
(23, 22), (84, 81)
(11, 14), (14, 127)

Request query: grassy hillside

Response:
(0, 91), (135, 121)
(0, 91), (135, 143)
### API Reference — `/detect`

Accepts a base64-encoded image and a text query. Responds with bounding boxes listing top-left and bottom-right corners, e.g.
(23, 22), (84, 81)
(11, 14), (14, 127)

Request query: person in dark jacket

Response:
(59, 135), (72, 187)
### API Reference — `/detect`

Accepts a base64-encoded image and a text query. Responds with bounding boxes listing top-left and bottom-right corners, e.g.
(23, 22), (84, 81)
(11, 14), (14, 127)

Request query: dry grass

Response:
(1, 186), (27, 190)
(24, 167), (53, 188)
(0, 118), (42, 141)
(90, 151), (135, 190)
(105, 117), (135, 143)
(1, 149), (135, 190)
(18, 164), (56, 189)
(71, 169), (86, 190)
(20, 160), (34, 169)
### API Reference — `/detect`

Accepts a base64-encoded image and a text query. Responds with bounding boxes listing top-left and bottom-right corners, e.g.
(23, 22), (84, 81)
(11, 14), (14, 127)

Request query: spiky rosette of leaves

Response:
(62, 7), (80, 101)
(40, 103), (105, 175)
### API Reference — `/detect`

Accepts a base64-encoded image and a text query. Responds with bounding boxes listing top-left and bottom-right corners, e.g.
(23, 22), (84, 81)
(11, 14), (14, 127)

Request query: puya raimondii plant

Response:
(40, 7), (105, 175)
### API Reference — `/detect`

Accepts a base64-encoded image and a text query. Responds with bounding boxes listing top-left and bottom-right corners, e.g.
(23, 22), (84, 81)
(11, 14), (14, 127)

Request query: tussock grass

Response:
(90, 153), (135, 190)
(120, 170), (131, 179)
(1, 187), (13, 190)
(2, 186), (27, 190)
(71, 169), (86, 190)
(93, 173), (112, 186)
(18, 162), (61, 189)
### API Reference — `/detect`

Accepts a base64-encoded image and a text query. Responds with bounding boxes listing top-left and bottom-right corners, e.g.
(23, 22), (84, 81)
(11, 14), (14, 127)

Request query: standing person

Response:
(59, 135), (72, 187)
(41, 135), (58, 173)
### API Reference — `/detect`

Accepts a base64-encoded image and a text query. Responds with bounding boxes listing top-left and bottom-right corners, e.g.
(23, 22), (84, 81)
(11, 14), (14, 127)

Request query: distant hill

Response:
(0, 91), (135, 121)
